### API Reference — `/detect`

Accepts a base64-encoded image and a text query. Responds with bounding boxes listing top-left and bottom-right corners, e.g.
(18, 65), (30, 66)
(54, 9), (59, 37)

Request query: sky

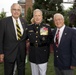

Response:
(0, 0), (18, 16)
(0, 0), (74, 16)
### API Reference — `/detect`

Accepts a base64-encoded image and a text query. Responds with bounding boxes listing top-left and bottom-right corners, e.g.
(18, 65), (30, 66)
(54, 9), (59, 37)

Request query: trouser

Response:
(4, 54), (25, 75)
(30, 62), (47, 75)
(54, 67), (74, 75)
(13, 55), (28, 75)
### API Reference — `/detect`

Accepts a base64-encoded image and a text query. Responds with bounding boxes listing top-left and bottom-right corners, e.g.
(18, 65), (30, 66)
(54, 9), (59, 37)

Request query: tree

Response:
(33, 0), (63, 27)
(68, 0), (76, 27)
(26, 8), (32, 24)
(0, 11), (6, 19)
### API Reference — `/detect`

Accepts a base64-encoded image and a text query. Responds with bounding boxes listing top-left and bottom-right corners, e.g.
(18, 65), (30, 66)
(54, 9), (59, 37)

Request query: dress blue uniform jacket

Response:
(27, 23), (53, 64)
(53, 26), (76, 70)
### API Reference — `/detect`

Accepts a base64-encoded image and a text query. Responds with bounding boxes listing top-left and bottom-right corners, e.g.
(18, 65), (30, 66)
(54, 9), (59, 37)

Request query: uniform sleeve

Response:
(48, 26), (54, 44)
(23, 19), (28, 40)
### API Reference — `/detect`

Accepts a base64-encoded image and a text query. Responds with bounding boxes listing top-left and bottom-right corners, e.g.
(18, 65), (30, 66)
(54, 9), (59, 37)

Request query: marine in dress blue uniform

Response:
(27, 22), (53, 75)
(28, 23), (52, 64)
(27, 9), (53, 75)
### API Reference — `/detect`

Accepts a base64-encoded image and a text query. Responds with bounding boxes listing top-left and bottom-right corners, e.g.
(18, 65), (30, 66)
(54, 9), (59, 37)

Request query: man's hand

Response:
(0, 54), (4, 62)
(70, 66), (76, 69)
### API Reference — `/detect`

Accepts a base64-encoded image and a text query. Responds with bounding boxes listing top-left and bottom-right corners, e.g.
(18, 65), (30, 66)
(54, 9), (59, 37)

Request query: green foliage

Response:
(0, 11), (6, 20)
(33, 0), (63, 28)
(0, 53), (76, 75)
(68, 0), (76, 27)
(63, 10), (70, 26)
(26, 8), (32, 24)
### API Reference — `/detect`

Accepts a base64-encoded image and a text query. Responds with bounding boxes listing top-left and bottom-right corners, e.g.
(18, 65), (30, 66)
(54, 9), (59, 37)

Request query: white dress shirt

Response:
(12, 17), (24, 40)
(54, 25), (65, 45)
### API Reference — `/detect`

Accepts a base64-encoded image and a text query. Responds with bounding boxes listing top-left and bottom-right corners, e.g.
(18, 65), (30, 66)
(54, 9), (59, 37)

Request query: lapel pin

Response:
(64, 33), (67, 35)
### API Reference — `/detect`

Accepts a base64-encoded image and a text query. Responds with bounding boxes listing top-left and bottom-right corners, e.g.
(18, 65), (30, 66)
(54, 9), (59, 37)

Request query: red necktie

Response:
(55, 30), (60, 47)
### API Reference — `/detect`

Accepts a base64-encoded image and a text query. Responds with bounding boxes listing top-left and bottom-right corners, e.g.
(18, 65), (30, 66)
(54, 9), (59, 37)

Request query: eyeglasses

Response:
(12, 9), (21, 12)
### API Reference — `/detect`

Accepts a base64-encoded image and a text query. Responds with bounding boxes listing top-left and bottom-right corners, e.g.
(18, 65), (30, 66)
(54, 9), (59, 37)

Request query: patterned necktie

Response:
(16, 20), (22, 40)
(55, 30), (60, 47)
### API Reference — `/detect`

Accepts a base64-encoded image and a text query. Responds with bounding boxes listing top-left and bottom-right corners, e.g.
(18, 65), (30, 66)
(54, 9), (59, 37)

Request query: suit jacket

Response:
(27, 23), (53, 64)
(0, 16), (27, 62)
(53, 26), (76, 70)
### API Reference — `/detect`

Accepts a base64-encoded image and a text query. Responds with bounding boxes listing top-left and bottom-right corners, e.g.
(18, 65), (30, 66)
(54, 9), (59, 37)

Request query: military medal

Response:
(40, 27), (48, 35)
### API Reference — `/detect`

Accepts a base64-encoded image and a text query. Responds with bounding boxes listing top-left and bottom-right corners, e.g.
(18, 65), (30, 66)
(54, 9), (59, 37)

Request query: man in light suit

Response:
(0, 3), (27, 75)
(53, 13), (76, 75)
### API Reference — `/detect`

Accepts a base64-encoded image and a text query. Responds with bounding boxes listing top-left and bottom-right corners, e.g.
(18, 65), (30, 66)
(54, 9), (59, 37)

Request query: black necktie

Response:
(55, 30), (60, 47)
(16, 20), (22, 40)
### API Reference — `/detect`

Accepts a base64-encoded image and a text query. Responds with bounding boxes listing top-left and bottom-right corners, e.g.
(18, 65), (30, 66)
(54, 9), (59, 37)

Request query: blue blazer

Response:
(53, 26), (76, 70)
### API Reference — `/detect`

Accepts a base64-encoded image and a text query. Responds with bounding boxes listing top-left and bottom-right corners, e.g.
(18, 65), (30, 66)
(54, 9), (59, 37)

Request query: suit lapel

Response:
(20, 18), (26, 39)
(9, 17), (17, 40)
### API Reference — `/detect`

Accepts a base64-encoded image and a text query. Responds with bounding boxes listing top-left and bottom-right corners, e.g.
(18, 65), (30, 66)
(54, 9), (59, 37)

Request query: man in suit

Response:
(0, 3), (27, 75)
(27, 9), (53, 75)
(53, 13), (76, 75)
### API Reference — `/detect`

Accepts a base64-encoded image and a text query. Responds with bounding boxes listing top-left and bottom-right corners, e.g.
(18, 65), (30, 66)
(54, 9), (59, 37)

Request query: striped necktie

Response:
(16, 20), (22, 40)
(55, 30), (60, 47)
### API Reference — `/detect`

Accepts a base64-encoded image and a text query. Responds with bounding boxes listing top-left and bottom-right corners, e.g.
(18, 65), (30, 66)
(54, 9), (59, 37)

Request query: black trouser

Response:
(4, 54), (25, 75)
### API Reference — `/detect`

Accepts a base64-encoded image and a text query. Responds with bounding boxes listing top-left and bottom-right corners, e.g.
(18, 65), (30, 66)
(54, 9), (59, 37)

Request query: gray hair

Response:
(33, 9), (43, 16)
(53, 13), (64, 20)
(11, 3), (22, 11)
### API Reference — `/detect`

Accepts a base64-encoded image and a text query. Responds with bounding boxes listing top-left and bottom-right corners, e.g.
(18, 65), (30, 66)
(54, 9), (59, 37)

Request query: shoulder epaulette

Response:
(43, 23), (50, 26)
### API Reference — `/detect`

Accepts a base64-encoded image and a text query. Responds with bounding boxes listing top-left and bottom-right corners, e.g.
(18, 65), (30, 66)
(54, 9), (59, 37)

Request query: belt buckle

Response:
(35, 43), (38, 47)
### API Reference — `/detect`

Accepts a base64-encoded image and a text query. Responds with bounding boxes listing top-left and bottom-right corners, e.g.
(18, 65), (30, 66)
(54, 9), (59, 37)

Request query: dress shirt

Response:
(54, 25), (65, 45)
(12, 17), (24, 40)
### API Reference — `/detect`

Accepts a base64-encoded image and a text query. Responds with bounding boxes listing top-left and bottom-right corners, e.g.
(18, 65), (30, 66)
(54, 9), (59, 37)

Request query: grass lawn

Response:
(0, 53), (76, 75)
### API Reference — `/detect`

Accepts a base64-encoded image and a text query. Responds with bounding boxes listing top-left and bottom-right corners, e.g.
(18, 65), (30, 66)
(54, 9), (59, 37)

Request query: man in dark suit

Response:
(0, 3), (27, 75)
(27, 9), (53, 75)
(53, 13), (76, 75)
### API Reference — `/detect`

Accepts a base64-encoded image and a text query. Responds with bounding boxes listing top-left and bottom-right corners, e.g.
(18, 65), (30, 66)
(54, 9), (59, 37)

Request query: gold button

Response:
(36, 27), (38, 29)
(35, 40), (37, 42)
(57, 56), (58, 58)
(36, 36), (38, 38)
(36, 31), (38, 34)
